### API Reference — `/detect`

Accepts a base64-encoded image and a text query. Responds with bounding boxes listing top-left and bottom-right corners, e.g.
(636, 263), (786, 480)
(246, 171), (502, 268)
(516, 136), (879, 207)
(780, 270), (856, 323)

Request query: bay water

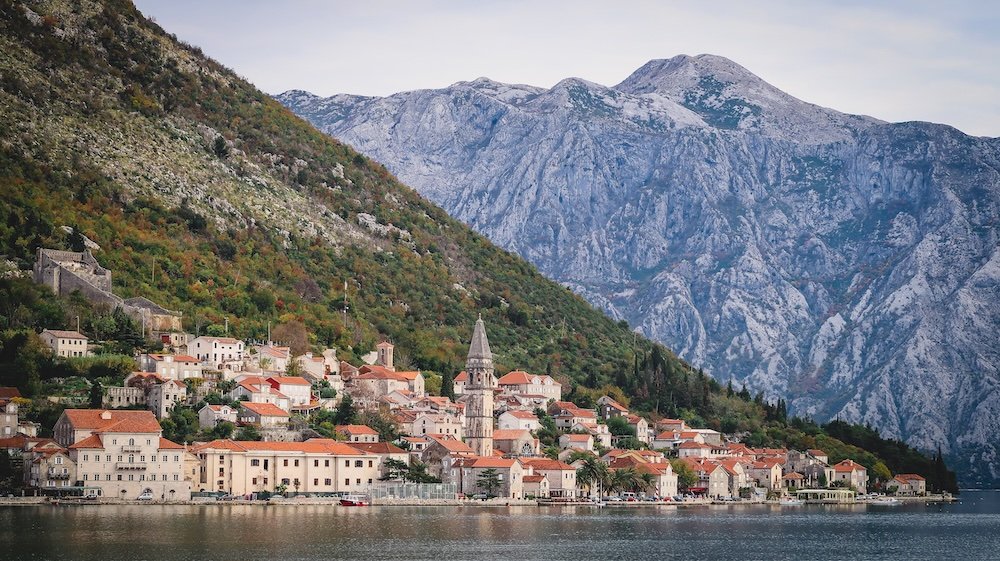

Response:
(4, 490), (999, 560)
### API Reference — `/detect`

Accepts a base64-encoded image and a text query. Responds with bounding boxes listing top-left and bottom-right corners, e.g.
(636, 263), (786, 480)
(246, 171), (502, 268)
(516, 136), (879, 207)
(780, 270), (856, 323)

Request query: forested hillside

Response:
(0, 0), (956, 491)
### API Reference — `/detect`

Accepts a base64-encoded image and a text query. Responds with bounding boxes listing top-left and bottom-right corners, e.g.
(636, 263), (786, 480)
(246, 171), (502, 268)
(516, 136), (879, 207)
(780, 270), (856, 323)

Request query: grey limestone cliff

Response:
(278, 55), (1000, 485)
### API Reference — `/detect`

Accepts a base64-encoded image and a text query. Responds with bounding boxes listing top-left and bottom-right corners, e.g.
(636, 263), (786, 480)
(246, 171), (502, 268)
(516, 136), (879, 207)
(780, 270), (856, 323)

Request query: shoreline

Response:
(0, 494), (958, 508)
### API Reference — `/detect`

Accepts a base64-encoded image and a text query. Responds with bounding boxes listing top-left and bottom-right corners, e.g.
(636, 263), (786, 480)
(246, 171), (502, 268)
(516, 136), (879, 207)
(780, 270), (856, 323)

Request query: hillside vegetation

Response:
(0, 0), (956, 491)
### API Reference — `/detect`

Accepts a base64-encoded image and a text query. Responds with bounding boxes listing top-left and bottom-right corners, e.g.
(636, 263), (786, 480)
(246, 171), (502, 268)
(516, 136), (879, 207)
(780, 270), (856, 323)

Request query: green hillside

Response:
(0, 0), (956, 491)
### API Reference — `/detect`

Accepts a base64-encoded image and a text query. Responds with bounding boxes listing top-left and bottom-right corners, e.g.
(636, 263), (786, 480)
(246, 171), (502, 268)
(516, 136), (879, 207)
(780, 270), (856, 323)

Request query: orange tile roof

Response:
(807, 449), (828, 457)
(522, 458), (575, 471)
(62, 409), (162, 433)
(470, 457), (518, 468)
(523, 474), (546, 483)
(335, 424), (379, 435)
(491, 429), (533, 441)
(68, 434), (104, 449)
(454, 371), (469, 382)
(196, 438), (368, 455)
(239, 402), (289, 417)
(427, 435), (475, 454)
(497, 370), (534, 385)
(833, 459), (865, 473)
(348, 442), (407, 454)
(158, 437), (185, 450)
(894, 473), (925, 481)
(561, 434), (592, 442)
(0, 387), (21, 399)
(600, 397), (628, 411)
(267, 376), (311, 386)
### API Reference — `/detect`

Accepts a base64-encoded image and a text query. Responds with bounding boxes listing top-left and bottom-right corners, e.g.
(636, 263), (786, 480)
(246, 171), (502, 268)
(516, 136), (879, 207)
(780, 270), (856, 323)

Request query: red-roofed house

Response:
(193, 438), (377, 495)
(890, 473), (926, 496)
(492, 429), (539, 457)
(53, 409), (163, 447)
(522, 458), (577, 498)
(453, 371), (469, 395)
(832, 460), (868, 493)
(335, 424), (380, 443)
(267, 376), (312, 406)
(522, 473), (550, 498)
(238, 402), (290, 428)
(458, 456), (527, 499)
(558, 433), (594, 452)
(498, 409), (541, 432)
(496, 370), (561, 401)
(597, 396), (629, 420)
(58, 409), (190, 499)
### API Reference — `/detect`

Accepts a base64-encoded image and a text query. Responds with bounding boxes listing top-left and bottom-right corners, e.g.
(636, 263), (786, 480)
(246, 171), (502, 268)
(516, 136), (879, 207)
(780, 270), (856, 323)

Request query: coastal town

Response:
(0, 249), (942, 506)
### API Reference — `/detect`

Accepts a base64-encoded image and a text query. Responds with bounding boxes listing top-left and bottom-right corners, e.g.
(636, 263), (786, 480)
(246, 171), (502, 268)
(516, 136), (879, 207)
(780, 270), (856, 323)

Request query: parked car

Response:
(136, 492), (154, 501)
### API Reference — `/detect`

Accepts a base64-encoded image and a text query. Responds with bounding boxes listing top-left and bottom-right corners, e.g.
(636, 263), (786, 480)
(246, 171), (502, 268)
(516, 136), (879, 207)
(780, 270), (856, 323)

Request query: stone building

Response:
(463, 317), (495, 457)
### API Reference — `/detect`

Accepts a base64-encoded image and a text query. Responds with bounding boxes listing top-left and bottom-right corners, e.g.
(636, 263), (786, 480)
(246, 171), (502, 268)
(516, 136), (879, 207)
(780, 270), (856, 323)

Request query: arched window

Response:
(128, 438), (134, 446)
(128, 454), (134, 464)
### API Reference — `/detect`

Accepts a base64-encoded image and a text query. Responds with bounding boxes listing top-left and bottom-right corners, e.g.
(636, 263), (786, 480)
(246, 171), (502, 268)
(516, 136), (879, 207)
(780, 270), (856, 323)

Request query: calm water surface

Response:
(4, 491), (999, 561)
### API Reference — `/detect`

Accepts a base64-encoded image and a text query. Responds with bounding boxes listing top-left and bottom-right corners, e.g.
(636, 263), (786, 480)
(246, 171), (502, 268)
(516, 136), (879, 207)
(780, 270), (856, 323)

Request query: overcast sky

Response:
(134, 1), (999, 137)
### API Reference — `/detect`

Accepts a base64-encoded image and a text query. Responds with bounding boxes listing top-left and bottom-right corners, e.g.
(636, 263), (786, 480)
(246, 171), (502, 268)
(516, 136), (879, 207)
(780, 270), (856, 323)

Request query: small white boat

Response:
(870, 497), (902, 506)
(779, 498), (805, 506)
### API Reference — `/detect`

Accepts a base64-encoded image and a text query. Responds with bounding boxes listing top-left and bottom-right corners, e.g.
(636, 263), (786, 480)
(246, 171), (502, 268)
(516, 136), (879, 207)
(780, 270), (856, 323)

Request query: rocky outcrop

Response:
(278, 55), (1000, 485)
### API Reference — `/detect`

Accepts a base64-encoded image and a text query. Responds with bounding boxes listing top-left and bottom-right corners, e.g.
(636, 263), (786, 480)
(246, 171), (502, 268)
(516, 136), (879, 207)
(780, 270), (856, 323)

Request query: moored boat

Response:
(779, 498), (805, 506)
(339, 494), (370, 506)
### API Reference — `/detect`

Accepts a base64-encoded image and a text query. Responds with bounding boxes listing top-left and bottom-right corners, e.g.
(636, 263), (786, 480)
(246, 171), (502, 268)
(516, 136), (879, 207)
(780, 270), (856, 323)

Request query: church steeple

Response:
(464, 315), (496, 457)
(466, 314), (493, 371)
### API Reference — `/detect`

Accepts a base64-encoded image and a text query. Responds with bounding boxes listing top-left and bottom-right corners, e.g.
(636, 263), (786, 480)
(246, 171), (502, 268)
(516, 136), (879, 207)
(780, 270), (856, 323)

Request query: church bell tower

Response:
(464, 315), (496, 456)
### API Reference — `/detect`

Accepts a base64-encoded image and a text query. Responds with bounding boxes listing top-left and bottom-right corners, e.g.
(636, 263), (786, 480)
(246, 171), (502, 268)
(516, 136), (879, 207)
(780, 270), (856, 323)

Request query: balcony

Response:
(47, 470), (70, 480)
(116, 462), (148, 471)
(121, 445), (142, 453)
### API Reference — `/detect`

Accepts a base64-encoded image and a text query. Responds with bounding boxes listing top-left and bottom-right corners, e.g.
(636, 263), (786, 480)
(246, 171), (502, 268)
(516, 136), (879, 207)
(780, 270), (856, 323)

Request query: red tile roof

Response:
(195, 438), (368, 455)
(497, 370), (535, 385)
(267, 376), (311, 386)
(335, 424), (379, 435)
(833, 459), (866, 473)
(502, 410), (538, 420)
(491, 429), (533, 441)
(470, 457), (518, 468)
(522, 458), (575, 471)
(0, 387), (22, 399)
(347, 442), (407, 454)
(62, 409), (162, 434)
(239, 402), (289, 417)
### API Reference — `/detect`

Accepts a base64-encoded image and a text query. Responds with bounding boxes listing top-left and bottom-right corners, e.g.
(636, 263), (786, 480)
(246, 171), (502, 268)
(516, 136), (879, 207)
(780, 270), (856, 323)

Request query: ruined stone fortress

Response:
(33, 248), (183, 333)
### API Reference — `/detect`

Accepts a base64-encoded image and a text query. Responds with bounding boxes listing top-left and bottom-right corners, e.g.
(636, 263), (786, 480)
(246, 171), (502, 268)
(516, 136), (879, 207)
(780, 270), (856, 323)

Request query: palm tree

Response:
(576, 456), (609, 498)
(610, 467), (642, 494)
(638, 471), (657, 495)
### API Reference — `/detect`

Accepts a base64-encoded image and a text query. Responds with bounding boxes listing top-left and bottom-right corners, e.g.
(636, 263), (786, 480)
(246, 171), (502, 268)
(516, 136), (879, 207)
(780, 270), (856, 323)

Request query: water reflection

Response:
(3, 492), (998, 561)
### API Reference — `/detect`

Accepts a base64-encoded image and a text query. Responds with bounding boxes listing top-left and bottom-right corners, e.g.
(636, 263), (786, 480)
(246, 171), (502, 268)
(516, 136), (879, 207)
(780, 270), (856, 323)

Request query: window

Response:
(106, 455), (111, 462)
(251, 459), (260, 467)
(219, 468), (224, 476)
(219, 455), (224, 462)
(281, 478), (290, 485)
(344, 460), (349, 467)
(117, 475), (122, 481)
(83, 455), (88, 462)
(368, 460), (373, 468)
(324, 478), (331, 486)
(283, 459), (288, 467)
(294, 460), (299, 467)
(313, 478), (319, 486)
(82, 474), (88, 481)
(118, 455), (123, 462)
(174, 455), (179, 462)
(367, 479), (372, 485)
(252, 478), (258, 485)
(314, 460), (319, 467)
(174, 474), (179, 481)
(106, 474), (111, 481)
(354, 460), (363, 468)
(128, 475), (134, 481)
(356, 478), (361, 485)
(140, 456), (145, 462)
(129, 438), (135, 446)
(128, 454), (135, 464)
(324, 460), (330, 467)
(344, 478), (350, 486)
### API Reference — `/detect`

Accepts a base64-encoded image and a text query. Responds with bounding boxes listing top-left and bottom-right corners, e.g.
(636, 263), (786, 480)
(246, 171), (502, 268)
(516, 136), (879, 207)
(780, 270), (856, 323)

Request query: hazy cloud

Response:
(136, 0), (999, 137)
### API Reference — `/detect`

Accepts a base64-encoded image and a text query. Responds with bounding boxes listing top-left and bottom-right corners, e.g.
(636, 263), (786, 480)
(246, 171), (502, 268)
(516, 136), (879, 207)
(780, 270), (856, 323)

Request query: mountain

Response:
(278, 54), (1000, 486)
